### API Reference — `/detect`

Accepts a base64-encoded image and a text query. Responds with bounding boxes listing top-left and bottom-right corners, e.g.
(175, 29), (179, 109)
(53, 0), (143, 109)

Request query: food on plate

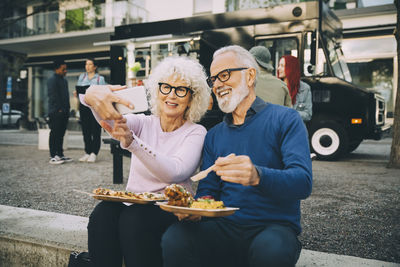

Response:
(190, 195), (225, 209)
(135, 192), (166, 200)
(93, 187), (115, 195)
(164, 184), (193, 207)
(92, 187), (166, 201)
(163, 187), (226, 210)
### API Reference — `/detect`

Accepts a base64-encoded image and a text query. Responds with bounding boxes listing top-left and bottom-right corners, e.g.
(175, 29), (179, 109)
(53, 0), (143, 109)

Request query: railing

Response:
(0, 1), (148, 39)
(225, 0), (313, 12)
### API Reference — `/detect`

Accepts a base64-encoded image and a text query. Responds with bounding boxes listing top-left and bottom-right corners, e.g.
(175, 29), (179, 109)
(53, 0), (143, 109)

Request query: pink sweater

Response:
(80, 95), (207, 194)
(120, 113), (206, 194)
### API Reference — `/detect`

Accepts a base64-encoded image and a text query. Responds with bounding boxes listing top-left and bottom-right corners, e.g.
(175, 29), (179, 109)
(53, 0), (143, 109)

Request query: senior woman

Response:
(82, 56), (210, 267)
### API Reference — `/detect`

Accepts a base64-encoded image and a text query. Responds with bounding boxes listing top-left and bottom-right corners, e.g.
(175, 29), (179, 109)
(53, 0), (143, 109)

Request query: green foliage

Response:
(130, 62), (142, 73)
(65, 8), (90, 32)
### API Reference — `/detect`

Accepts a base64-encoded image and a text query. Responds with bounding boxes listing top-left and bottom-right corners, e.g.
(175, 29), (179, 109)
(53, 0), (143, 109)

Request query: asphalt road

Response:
(0, 130), (399, 263)
(300, 138), (399, 263)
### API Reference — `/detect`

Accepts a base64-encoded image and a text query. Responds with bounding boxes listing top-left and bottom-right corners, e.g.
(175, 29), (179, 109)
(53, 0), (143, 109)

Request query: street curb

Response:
(1, 205), (399, 267)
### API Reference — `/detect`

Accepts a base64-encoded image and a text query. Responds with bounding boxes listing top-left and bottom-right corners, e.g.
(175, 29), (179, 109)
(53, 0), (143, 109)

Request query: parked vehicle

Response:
(109, 0), (391, 160)
(0, 109), (23, 128)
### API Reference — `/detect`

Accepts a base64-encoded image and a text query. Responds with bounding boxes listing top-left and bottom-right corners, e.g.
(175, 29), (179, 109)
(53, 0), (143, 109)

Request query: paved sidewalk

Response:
(0, 129), (399, 266)
(0, 129), (108, 149)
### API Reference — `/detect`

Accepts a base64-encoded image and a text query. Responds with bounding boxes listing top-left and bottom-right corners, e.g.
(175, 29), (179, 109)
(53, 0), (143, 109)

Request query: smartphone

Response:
(113, 86), (149, 114)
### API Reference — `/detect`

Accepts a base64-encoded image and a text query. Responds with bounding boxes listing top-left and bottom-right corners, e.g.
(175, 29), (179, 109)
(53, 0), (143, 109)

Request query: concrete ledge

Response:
(0, 205), (87, 250)
(0, 205), (87, 267)
(0, 205), (399, 267)
(0, 236), (71, 266)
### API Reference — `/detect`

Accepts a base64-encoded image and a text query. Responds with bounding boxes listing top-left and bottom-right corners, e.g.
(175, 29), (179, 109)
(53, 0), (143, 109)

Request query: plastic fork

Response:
(190, 164), (215, 182)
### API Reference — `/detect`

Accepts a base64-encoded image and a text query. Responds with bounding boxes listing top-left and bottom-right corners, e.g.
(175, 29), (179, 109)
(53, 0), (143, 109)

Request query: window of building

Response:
(349, 59), (394, 117)
(329, 0), (394, 9)
(225, 0), (305, 11)
(32, 3), (59, 34)
(342, 36), (396, 116)
(358, 0), (393, 7)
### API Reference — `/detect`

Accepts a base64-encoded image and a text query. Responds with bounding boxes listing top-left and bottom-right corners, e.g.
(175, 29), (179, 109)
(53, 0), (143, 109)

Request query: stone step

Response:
(0, 205), (399, 267)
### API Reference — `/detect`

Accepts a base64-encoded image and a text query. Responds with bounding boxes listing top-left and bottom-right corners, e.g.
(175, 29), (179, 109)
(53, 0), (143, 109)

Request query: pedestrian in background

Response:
(277, 55), (312, 121)
(250, 46), (292, 107)
(76, 58), (106, 163)
(47, 59), (72, 164)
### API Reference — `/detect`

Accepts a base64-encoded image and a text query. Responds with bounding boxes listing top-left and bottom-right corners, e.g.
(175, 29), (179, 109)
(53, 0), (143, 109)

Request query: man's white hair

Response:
(145, 56), (210, 123)
(213, 45), (259, 87)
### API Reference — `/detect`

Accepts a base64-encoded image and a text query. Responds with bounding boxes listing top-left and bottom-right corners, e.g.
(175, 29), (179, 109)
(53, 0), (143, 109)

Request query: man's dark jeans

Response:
(48, 111), (69, 158)
(162, 218), (302, 267)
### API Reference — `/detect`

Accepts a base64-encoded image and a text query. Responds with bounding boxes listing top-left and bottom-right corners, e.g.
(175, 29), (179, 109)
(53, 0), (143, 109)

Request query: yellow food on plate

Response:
(190, 200), (225, 209)
(189, 196), (225, 209)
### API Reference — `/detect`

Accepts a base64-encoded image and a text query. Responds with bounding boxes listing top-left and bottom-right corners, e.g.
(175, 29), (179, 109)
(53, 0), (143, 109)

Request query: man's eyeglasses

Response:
(158, 83), (193, 98)
(207, 67), (248, 87)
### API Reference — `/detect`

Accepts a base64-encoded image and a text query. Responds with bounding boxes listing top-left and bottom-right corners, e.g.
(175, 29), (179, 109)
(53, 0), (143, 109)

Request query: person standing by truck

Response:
(277, 55), (312, 121)
(47, 59), (72, 164)
(75, 58), (106, 163)
(250, 46), (292, 107)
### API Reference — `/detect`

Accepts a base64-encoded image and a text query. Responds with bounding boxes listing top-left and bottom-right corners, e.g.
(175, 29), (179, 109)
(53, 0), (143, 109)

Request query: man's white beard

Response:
(216, 77), (249, 113)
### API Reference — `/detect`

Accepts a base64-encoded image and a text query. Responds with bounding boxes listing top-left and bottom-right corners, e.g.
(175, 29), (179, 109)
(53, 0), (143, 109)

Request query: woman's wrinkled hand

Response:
(84, 85), (134, 120)
(100, 118), (133, 147)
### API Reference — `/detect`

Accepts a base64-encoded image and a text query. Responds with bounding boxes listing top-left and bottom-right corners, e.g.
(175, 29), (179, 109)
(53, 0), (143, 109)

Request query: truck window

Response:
(323, 38), (352, 82)
(256, 38), (298, 75)
(337, 48), (352, 82)
(304, 32), (313, 77)
(315, 47), (329, 77)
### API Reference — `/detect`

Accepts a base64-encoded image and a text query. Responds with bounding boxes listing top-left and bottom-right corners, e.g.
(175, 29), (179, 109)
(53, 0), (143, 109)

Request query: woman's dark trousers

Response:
(79, 104), (101, 155)
(87, 201), (177, 267)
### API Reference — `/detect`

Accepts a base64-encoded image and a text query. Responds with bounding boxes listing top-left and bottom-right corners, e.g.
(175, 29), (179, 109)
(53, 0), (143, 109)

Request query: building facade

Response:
(0, 0), (396, 128)
(0, 0), (224, 127)
(335, 3), (397, 119)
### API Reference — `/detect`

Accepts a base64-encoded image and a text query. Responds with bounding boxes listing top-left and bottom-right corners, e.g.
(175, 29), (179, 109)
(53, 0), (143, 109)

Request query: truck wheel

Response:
(310, 121), (349, 160)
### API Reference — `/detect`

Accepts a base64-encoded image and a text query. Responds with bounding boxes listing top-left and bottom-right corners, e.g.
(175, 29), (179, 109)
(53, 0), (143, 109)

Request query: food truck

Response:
(105, 0), (390, 160)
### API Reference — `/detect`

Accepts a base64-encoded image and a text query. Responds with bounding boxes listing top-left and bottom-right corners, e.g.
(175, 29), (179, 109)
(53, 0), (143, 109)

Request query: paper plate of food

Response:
(75, 188), (167, 204)
(156, 184), (239, 217)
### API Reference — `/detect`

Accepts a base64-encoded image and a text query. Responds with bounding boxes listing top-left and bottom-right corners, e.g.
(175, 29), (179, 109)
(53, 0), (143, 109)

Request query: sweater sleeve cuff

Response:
(254, 165), (269, 191)
(120, 131), (157, 159)
(120, 130), (137, 151)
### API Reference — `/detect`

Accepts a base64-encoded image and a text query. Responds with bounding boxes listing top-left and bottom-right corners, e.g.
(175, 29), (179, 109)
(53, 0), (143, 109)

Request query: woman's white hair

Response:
(213, 45), (259, 86)
(145, 56), (210, 123)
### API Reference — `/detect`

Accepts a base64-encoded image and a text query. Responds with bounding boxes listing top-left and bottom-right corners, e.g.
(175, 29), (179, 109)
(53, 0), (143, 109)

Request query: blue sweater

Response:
(196, 98), (312, 234)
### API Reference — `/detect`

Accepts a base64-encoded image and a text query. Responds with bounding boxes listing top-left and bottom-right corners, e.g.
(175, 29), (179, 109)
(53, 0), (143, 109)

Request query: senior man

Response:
(161, 45), (313, 267)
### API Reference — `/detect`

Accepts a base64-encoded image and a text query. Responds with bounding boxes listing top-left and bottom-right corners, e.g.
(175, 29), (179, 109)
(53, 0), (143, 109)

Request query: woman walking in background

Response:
(76, 58), (106, 163)
(277, 55), (312, 121)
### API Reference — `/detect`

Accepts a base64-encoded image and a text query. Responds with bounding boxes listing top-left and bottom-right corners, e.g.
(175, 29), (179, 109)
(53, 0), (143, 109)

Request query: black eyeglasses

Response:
(207, 67), (248, 87)
(158, 83), (193, 98)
